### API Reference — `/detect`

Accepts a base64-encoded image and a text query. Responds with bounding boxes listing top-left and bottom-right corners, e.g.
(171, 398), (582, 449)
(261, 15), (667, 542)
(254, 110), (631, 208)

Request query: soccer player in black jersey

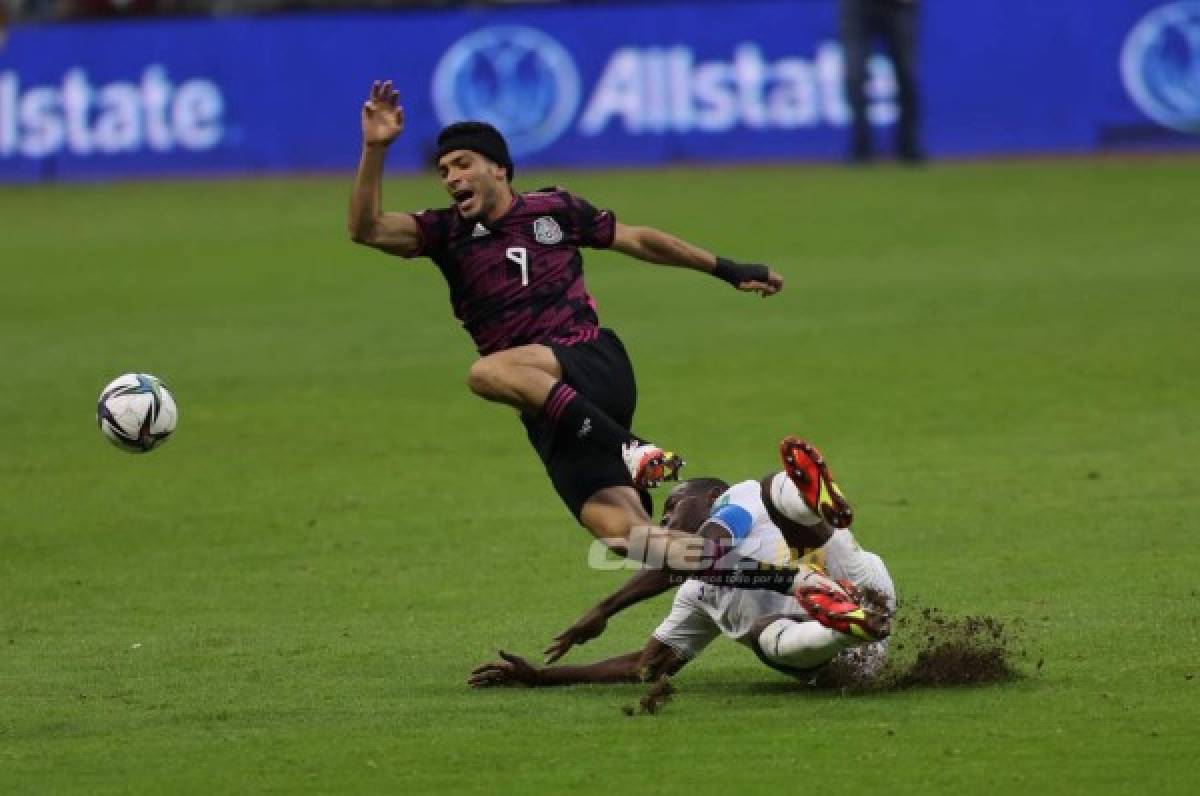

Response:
(347, 80), (783, 557)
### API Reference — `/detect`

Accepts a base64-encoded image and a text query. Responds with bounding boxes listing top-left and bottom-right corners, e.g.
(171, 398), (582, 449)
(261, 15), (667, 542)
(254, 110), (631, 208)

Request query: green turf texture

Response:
(1, 157), (1197, 794)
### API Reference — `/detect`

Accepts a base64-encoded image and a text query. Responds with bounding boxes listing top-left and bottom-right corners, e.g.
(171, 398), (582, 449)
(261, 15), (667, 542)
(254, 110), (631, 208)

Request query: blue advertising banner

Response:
(0, 0), (1197, 182)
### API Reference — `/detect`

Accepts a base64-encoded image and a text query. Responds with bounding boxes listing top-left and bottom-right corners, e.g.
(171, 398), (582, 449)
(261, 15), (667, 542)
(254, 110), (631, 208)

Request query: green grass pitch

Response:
(1, 157), (1198, 794)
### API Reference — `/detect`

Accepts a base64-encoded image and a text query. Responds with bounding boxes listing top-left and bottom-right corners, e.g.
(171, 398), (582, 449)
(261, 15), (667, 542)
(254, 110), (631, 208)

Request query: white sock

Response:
(758, 619), (852, 669)
(769, 471), (821, 526)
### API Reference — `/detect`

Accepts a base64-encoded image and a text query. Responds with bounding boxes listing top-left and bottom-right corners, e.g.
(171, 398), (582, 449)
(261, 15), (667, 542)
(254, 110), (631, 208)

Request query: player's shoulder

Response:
(518, 185), (577, 213)
(413, 205), (479, 247)
(412, 204), (457, 222)
(706, 480), (766, 540)
(713, 479), (765, 512)
(411, 204), (464, 232)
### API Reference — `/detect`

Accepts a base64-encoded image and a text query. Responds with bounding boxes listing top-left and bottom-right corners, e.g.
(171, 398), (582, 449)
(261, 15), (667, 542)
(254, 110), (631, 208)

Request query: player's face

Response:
(437, 149), (508, 222)
(660, 484), (715, 533)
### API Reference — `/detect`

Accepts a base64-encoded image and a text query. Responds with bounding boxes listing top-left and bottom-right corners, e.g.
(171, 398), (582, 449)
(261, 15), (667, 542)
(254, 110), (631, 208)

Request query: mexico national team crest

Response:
(533, 216), (564, 244)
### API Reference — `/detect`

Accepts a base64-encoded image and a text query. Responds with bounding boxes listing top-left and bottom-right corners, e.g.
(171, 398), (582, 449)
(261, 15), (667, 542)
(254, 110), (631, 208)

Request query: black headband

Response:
(435, 123), (515, 180)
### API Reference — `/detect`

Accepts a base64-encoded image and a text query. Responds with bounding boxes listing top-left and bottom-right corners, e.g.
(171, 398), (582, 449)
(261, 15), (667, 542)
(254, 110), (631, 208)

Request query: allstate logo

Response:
(433, 26), (581, 156)
(1121, 2), (1200, 134)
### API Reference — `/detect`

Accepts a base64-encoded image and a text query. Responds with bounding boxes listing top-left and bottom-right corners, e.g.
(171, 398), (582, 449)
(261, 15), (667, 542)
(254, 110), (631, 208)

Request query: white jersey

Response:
(703, 479), (794, 566)
(801, 526), (897, 614)
(652, 480), (896, 662)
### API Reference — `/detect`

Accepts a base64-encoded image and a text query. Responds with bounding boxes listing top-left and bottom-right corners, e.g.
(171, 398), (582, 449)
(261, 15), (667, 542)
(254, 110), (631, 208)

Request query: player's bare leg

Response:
(467, 345), (684, 489)
(578, 486), (649, 558)
(748, 614), (858, 671)
(466, 344), (561, 410)
(580, 487), (710, 568)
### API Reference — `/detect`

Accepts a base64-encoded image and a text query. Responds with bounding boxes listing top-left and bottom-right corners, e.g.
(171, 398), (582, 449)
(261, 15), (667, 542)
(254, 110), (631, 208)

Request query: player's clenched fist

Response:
(362, 80), (404, 148)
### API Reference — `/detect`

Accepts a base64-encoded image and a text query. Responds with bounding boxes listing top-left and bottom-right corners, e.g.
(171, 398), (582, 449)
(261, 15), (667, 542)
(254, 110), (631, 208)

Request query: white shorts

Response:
(652, 585), (722, 661)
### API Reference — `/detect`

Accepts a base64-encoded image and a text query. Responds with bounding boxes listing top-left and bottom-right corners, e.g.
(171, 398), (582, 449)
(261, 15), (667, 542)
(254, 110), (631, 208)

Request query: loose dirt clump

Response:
(813, 597), (1026, 692)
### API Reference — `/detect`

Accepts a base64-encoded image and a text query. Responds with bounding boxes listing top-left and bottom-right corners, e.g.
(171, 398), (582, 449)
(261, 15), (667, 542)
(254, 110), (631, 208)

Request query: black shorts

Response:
(520, 328), (652, 521)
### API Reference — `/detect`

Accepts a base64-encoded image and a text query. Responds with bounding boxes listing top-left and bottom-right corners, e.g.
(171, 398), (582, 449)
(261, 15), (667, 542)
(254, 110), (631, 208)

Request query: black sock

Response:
(541, 381), (636, 450)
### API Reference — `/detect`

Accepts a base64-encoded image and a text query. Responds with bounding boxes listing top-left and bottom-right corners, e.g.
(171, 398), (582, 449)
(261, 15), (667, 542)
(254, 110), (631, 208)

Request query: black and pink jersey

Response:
(409, 189), (615, 355)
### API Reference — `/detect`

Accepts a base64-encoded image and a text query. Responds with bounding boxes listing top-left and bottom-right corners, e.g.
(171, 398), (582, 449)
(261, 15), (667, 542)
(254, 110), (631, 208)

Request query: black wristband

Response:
(713, 257), (769, 287)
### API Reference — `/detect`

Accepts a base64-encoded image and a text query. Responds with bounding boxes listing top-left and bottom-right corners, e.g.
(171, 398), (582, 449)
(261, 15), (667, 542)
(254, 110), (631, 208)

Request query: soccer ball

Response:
(96, 373), (178, 453)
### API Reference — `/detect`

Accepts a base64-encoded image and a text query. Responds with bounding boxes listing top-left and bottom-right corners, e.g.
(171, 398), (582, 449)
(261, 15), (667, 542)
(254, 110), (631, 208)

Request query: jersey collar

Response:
(482, 192), (521, 230)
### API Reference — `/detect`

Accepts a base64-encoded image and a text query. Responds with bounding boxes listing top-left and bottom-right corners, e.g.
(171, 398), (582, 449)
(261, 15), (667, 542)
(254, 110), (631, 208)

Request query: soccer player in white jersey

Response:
(469, 439), (896, 687)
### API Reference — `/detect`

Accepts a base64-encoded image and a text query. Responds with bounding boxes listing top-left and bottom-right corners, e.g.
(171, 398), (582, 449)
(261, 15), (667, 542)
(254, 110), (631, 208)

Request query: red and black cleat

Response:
(796, 583), (890, 642)
(780, 436), (854, 528)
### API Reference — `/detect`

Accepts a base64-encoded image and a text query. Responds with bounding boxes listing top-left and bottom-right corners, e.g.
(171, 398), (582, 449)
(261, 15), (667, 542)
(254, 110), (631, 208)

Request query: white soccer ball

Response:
(96, 373), (178, 453)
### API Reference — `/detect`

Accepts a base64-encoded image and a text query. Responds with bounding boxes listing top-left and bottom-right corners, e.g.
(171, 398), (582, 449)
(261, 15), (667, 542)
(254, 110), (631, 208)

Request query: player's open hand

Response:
(361, 80), (404, 148)
(543, 609), (608, 664)
(737, 267), (784, 298)
(468, 650), (540, 687)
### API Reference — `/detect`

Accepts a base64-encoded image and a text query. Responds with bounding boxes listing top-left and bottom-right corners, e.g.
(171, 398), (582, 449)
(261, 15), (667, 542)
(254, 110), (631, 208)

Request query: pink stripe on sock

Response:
(553, 386), (577, 419)
(545, 393), (565, 422)
(544, 385), (577, 422)
(544, 392), (563, 421)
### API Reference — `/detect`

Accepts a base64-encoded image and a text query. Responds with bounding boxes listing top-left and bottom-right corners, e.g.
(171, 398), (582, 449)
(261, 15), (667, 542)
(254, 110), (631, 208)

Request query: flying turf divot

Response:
(814, 597), (1034, 693)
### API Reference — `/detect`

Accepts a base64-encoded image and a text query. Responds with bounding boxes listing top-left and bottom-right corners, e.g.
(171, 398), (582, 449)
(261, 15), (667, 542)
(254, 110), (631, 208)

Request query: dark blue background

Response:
(0, 0), (1194, 182)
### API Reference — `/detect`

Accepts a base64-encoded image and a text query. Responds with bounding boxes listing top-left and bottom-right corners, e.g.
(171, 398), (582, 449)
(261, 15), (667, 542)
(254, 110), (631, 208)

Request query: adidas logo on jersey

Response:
(472, 223), (490, 237)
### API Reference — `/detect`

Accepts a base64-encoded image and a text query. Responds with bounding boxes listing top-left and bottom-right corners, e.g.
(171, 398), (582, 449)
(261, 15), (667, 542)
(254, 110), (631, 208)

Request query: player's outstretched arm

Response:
(543, 566), (676, 663)
(347, 79), (423, 257)
(610, 222), (784, 297)
(469, 649), (641, 687)
(542, 521), (735, 663)
(469, 640), (686, 688)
